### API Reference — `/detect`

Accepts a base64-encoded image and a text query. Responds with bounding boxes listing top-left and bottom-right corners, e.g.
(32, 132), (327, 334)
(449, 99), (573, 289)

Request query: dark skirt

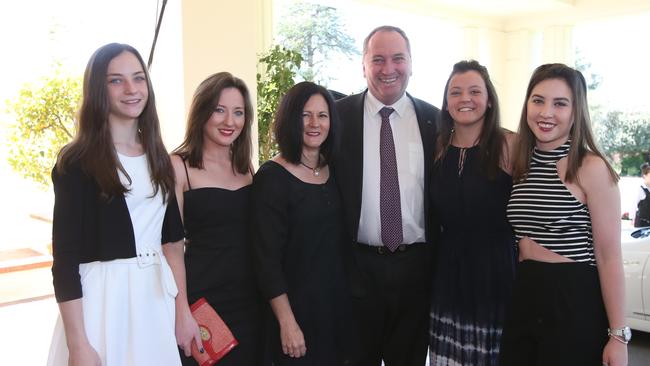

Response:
(499, 260), (608, 366)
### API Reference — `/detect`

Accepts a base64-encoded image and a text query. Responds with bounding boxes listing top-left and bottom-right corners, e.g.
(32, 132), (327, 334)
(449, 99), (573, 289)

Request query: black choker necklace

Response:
(300, 161), (321, 176)
(300, 156), (321, 176)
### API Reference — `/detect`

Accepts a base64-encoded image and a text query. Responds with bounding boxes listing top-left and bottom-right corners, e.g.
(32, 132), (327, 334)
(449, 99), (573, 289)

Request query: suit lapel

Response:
(348, 92), (366, 237)
(408, 93), (436, 242)
(408, 93), (435, 159)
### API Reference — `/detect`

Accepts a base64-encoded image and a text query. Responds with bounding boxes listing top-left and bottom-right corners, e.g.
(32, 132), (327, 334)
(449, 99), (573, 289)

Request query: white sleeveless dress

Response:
(47, 153), (180, 365)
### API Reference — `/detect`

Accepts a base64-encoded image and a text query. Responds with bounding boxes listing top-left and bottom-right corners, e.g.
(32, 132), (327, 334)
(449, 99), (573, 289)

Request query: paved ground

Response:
(1, 158), (648, 364)
(1, 296), (58, 365)
(1, 277), (649, 365)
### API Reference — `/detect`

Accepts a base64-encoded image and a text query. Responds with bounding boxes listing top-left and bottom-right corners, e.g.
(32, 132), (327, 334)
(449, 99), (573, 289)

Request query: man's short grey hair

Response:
(362, 25), (411, 56)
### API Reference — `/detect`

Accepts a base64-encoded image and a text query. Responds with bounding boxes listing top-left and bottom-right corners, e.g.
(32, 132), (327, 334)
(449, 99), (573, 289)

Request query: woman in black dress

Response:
(429, 60), (517, 365)
(251, 81), (357, 365)
(164, 72), (262, 365)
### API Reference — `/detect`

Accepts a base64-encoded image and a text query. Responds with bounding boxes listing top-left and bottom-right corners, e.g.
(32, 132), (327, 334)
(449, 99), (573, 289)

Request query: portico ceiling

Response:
(351, 0), (650, 29)
(383, 0), (575, 17)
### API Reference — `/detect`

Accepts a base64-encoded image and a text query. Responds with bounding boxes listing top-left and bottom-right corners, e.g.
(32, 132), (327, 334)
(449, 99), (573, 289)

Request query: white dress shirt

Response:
(357, 91), (426, 246)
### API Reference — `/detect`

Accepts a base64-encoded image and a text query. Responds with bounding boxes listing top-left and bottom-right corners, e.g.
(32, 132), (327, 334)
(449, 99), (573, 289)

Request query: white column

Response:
(458, 25), (513, 131)
(542, 25), (575, 65)
(500, 24), (574, 131)
(152, 0), (274, 160)
(501, 29), (539, 130)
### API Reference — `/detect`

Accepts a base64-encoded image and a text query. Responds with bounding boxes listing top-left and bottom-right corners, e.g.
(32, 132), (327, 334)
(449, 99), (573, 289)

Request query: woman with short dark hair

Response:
(251, 81), (357, 364)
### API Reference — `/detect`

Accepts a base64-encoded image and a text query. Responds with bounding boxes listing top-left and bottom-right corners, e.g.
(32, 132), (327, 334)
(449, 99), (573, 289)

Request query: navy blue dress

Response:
(429, 146), (516, 365)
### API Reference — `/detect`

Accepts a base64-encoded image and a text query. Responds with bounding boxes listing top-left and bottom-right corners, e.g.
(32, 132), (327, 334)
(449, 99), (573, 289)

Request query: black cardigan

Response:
(51, 161), (183, 302)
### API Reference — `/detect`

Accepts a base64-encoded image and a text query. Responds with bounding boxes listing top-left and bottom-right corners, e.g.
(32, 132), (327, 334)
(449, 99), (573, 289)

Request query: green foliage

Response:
(5, 70), (81, 188)
(256, 45), (302, 164)
(620, 154), (647, 177)
(277, 3), (358, 84)
(575, 54), (649, 176)
(592, 108), (650, 175)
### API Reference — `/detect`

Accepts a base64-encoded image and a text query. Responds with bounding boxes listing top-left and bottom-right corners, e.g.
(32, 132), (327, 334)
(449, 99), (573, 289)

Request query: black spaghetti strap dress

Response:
(180, 163), (263, 365)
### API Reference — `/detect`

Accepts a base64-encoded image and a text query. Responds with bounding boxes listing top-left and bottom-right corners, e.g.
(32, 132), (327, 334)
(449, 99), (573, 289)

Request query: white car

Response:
(622, 226), (650, 332)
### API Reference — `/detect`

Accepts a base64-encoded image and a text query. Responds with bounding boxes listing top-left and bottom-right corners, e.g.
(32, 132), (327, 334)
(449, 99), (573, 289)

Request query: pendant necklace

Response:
(300, 155), (321, 176)
(451, 127), (479, 177)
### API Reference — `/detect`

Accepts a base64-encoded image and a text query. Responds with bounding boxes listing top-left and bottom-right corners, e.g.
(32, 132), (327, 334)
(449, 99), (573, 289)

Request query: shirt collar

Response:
(366, 90), (409, 118)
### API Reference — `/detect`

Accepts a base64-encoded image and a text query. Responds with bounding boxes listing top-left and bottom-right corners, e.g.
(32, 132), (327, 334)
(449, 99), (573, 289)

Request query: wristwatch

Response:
(608, 326), (632, 344)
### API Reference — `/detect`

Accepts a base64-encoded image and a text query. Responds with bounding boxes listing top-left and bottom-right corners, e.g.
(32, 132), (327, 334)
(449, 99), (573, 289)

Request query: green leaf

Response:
(5, 69), (81, 189)
(256, 45), (303, 164)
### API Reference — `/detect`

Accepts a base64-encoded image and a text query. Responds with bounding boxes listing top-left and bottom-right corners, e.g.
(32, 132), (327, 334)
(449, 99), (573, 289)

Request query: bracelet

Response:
(608, 334), (629, 345)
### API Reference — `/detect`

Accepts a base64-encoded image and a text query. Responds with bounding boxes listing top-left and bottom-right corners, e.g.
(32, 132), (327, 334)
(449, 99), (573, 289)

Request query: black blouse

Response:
(250, 161), (345, 301)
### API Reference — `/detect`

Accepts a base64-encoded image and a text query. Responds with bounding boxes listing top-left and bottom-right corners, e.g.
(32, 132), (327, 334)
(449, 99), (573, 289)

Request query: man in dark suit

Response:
(334, 25), (439, 366)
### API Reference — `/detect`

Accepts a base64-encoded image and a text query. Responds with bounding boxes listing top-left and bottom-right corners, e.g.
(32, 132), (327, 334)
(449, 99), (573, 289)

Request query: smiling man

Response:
(333, 25), (440, 366)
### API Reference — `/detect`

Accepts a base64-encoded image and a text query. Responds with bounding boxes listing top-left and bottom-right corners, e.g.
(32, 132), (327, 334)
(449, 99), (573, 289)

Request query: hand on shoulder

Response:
(503, 130), (517, 147)
(501, 130), (518, 175)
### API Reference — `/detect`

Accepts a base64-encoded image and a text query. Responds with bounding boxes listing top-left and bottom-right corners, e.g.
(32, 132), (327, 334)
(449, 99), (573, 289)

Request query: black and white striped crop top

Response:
(507, 140), (595, 265)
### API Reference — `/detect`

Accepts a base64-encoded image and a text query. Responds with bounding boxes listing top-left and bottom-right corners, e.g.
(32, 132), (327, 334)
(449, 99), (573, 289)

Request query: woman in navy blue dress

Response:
(429, 60), (517, 365)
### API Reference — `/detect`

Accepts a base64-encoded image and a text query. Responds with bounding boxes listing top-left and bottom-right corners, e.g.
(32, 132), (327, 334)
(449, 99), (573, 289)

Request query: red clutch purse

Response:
(190, 297), (238, 365)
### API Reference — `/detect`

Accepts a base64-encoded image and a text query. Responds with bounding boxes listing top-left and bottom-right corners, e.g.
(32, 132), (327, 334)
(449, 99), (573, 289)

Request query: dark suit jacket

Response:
(51, 161), (183, 302)
(333, 90), (440, 247)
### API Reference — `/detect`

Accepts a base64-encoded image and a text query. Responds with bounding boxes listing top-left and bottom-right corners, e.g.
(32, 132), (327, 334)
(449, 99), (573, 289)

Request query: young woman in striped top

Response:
(500, 64), (628, 366)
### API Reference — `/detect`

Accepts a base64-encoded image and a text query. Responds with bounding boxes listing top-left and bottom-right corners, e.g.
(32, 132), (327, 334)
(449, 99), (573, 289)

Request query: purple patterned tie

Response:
(379, 107), (403, 252)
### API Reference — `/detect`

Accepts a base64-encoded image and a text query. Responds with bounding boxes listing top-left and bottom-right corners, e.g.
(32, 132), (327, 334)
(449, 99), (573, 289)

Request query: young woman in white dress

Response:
(47, 43), (184, 366)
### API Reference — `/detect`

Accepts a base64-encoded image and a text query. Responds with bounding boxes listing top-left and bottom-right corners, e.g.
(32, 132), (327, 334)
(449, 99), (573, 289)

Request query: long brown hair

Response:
(57, 43), (174, 200)
(436, 60), (505, 180)
(173, 72), (253, 175)
(511, 63), (618, 184)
